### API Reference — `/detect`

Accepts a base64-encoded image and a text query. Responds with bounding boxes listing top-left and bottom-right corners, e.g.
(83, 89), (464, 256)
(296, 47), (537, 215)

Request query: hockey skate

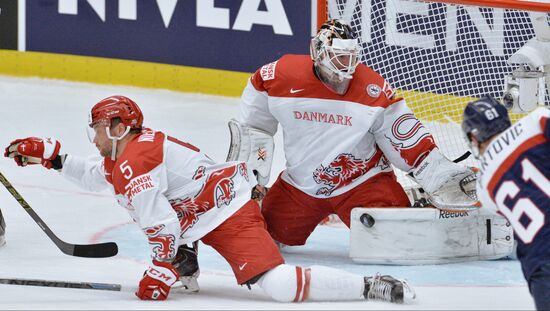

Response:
(172, 242), (200, 294)
(363, 274), (416, 303)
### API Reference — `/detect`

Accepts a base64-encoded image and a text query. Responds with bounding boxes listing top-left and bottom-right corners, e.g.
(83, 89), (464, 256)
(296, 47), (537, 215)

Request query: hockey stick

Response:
(0, 277), (121, 291)
(0, 171), (118, 258)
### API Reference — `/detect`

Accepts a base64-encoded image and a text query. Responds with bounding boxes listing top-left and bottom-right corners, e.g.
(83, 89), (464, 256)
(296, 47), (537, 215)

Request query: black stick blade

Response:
(0, 171), (119, 259)
(71, 242), (118, 258)
(0, 278), (121, 291)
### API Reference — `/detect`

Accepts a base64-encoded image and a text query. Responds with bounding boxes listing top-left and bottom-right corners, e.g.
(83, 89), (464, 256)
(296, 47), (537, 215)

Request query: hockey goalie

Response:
(227, 18), (514, 264)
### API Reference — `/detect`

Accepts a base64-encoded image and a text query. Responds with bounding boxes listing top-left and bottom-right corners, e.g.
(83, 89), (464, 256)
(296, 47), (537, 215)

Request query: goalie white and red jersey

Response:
(238, 54), (437, 197)
(60, 129), (257, 262)
(476, 107), (550, 282)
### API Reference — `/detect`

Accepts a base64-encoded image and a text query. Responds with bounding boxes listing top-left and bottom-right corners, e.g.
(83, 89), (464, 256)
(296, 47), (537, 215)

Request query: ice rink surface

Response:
(0, 76), (536, 310)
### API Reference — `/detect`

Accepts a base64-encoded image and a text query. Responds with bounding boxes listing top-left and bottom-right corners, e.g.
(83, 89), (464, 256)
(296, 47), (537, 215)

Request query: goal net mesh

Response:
(325, 0), (542, 188)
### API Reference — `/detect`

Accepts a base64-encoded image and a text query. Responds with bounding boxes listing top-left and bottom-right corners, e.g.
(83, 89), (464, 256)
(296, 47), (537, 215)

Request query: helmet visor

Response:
(86, 116), (110, 143)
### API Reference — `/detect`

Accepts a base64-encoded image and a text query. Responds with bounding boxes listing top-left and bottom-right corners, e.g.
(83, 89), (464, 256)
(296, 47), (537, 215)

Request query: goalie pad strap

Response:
(349, 207), (514, 265)
(227, 119), (274, 185)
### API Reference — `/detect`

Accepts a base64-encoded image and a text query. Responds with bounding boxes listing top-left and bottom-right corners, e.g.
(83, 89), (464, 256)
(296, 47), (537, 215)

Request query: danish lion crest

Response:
(170, 196), (212, 234)
(215, 177), (236, 207)
(143, 224), (176, 260)
(313, 153), (370, 196)
(170, 166), (239, 234)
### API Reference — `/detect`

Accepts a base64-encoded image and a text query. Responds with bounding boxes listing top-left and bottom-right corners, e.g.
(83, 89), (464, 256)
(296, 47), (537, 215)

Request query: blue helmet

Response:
(462, 95), (511, 146)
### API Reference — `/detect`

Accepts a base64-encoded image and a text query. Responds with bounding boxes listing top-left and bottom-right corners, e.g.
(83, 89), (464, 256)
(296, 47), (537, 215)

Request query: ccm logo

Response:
(148, 267), (174, 282)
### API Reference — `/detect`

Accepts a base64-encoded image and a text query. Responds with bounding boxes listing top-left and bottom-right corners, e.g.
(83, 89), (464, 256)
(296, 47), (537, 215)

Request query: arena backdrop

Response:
(0, 0), (316, 96)
(0, 0), (535, 101)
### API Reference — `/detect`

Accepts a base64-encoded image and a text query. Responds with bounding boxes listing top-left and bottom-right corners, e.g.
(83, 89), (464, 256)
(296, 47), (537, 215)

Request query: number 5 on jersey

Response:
(120, 160), (133, 180)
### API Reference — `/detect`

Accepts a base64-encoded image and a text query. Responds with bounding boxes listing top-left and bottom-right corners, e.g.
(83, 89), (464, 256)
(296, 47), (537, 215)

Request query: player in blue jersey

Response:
(462, 95), (550, 311)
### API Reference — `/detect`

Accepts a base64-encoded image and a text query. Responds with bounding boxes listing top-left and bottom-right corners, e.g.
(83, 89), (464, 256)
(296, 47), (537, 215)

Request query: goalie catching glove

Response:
(4, 137), (64, 170)
(411, 150), (479, 210)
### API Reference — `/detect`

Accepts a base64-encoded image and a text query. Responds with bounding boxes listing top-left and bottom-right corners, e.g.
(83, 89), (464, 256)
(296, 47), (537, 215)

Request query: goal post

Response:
(422, 0), (550, 12)
(316, 0), (550, 189)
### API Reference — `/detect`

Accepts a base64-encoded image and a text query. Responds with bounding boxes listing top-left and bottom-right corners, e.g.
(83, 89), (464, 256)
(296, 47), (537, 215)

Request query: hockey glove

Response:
(412, 150), (479, 210)
(136, 260), (180, 300)
(4, 137), (63, 170)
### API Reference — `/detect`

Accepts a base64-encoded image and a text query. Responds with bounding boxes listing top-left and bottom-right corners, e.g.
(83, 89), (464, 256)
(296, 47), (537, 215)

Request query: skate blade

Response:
(172, 278), (200, 294)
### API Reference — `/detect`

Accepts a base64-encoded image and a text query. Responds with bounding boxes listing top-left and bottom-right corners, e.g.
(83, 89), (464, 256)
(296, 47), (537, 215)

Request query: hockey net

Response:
(318, 0), (550, 189)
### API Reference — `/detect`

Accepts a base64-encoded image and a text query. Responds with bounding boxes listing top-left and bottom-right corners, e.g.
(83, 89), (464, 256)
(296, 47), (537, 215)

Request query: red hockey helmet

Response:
(89, 96), (144, 129)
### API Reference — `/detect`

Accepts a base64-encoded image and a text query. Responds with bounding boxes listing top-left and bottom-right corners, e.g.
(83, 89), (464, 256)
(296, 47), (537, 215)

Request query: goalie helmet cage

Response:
(316, 0), (550, 188)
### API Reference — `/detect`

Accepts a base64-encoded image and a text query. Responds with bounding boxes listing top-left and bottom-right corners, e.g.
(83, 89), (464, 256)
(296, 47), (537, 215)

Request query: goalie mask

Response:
(462, 95), (511, 158)
(87, 95), (144, 159)
(310, 19), (360, 95)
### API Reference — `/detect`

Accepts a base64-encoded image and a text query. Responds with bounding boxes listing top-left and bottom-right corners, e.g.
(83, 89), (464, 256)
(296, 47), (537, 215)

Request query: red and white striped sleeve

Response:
(371, 99), (437, 172)
(237, 62), (280, 135)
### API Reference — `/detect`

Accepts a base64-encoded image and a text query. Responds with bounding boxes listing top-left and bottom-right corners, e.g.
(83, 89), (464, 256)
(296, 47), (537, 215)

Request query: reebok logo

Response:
(414, 161), (429, 176)
(290, 88), (304, 94)
(439, 210), (469, 219)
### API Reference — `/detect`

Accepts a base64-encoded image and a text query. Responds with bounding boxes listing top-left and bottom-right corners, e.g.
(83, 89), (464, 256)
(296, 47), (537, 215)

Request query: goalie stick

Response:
(0, 171), (118, 258)
(0, 277), (121, 291)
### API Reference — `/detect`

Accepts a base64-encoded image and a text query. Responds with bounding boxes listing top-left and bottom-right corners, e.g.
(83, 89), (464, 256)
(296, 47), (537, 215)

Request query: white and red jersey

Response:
(61, 129), (256, 262)
(238, 54), (436, 197)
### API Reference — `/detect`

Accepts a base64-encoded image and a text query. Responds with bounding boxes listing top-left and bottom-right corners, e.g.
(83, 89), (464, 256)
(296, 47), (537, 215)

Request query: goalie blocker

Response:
(350, 207), (514, 265)
(226, 119), (274, 186)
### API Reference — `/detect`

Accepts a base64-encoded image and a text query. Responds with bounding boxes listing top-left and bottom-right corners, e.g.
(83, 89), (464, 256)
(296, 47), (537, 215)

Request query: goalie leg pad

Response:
(227, 119), (274, 185)
(349, 207), (514, 265)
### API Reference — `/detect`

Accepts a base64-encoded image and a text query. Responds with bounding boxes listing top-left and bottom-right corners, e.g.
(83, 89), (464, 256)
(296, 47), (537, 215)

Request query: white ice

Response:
(0, 76), (536, 310)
